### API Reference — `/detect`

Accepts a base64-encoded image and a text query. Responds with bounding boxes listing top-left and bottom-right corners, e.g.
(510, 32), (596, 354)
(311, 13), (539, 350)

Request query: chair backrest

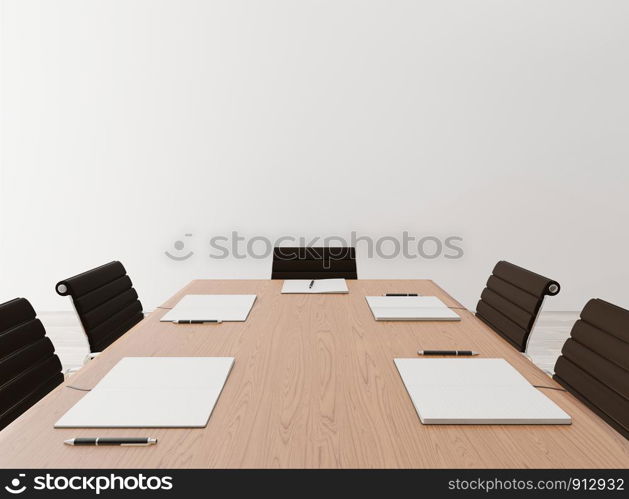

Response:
(0, 298), (64, 430)
(271, 247), (357, 280)
(553, 299), (629, 439)
(56, 261), (143, 353)
(475, 260), (560, 352)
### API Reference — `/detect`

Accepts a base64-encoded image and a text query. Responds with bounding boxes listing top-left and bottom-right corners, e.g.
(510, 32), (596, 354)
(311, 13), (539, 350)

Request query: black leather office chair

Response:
(553, 299), (629, 439)
(56, 261), (143, 353)
(271, 247), (357, 280)
(476, 261), (560, 352)
(0, 298), (64, 430)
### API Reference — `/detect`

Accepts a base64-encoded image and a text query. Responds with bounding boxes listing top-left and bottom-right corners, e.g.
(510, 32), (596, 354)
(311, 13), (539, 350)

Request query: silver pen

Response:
(64, 437), (157, 446)
(173, 319), (222, 324)
(417, 350), (479, 356)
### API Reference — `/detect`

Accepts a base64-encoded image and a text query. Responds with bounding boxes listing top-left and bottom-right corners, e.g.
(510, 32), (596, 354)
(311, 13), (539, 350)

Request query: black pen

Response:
(64, 438), (157, 446)
(417, 350), (479, 356)
(309, 280), (315, 289)
(385, 293), (418, 297)
(173, 320), (222, 324)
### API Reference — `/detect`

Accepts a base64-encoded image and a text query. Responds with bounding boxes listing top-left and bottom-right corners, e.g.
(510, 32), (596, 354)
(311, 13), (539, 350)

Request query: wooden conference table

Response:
(1, 280), (628, 468)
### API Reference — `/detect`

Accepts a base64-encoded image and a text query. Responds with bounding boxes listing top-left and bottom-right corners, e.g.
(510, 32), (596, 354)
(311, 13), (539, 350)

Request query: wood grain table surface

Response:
(1, 280), (627, 468)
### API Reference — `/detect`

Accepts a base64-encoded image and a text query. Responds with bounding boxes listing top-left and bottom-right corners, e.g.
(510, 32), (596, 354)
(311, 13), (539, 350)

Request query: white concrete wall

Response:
(2, 1), (628, 311)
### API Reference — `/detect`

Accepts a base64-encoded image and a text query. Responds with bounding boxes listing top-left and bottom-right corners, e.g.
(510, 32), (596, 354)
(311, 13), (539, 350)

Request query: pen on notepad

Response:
(173, 320), (222, 324)
(385, 293), (418, 296)
(417, 350), (479, 356)
(309, 280), (315, 289)
(64, 438), (157, 446)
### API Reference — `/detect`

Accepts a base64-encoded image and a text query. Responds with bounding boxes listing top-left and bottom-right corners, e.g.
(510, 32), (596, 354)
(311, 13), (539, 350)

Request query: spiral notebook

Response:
(281, 279), (348, 294)
(394, 358), (571, 425)
(366, 296), (460, 321)
(55, 357), (235, 428)
(160, 294), (256, 322)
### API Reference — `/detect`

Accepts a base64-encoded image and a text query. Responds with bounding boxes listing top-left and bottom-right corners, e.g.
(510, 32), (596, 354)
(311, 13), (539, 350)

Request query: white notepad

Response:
(366, 296), (460, 321)
(55, 357), (235, 428)
(160, 294), (257, 322)
(394, 358), (571, 425)
(281, 279), (348, 294)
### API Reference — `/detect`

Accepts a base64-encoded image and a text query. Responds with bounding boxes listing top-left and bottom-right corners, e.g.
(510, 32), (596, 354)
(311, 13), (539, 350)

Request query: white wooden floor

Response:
(525, 312), (579, 373)
(39, 312), (90, 370)
(40, 311), (578, 374)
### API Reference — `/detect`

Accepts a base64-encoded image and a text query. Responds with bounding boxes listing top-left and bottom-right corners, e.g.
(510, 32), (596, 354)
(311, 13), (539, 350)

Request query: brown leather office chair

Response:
(476, 261), (560, 352)
(553, 298), (629, 439)
(0, 298), (64, 430)
(56, 261), (143, 353)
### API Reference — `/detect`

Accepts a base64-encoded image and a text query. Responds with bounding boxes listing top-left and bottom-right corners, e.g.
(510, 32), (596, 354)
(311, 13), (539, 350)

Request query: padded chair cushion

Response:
(554, 299), (629, 439)
(476, 261), (560, 352)
(56, 261), (143, 352)
(271, 247), (357, 280)
(0, 298), (63, 430)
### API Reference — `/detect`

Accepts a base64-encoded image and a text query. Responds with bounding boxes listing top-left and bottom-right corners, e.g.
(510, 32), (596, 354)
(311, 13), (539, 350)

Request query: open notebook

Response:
(160, 294), (257, 322)
(281, 279), (348, 294)
(55, 357), (235, 428)
(366, 296), (460, 321)
(394, 358), (571, 425)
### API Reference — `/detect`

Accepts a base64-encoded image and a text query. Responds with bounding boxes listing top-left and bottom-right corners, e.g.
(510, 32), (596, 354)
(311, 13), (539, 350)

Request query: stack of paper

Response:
(160, 294), (257, 322)
(55, 357), (235, 428)
(394, 358), (571, 425)
(365, 296), (460, 321)
(281, 278), (348, 294)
